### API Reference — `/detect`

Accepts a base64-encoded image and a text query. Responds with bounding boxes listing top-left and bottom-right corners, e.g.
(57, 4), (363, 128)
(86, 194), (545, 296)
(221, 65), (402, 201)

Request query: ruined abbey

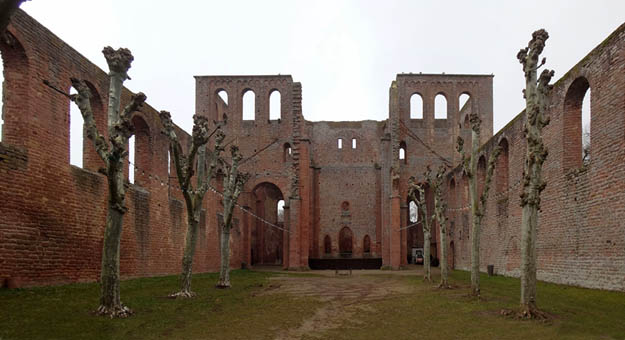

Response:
(1, 10), (624, 291)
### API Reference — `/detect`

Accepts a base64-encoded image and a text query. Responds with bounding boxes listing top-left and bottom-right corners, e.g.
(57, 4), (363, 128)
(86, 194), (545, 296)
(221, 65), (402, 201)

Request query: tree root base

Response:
(437, 283), (452, 289)
(215, 282), (231, 289)
(500, 307), (551, 321)
(95, 304), (133, 318)
(168, 291), (196, 299)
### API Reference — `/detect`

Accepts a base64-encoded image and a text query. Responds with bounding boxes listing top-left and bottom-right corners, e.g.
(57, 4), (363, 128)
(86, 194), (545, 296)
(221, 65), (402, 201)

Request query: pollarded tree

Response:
(70, 47), (146, 318)
(456, 113), (501, 297)
(408, 173), (433, 281)
(517, 29), (554, 318)
(427, 165), (450, 288)
(216, 145), (250, 288)
(159, 111), (225, 298)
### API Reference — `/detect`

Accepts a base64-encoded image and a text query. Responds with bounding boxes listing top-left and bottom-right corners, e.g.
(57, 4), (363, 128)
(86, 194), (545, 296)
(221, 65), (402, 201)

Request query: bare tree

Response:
(409, 171), (433, 282)
(456, 113), (501, 297)
(70, 47), (146, 318)
(216, 145), (249, 289)
(426, 165), (450, 288)
(517, 29), (554, 318)
(159, 111), (225, 298)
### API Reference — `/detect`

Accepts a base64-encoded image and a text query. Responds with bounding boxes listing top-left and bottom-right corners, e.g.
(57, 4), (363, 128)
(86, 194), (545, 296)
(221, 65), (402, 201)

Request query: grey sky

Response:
(9, 0), (625, 134)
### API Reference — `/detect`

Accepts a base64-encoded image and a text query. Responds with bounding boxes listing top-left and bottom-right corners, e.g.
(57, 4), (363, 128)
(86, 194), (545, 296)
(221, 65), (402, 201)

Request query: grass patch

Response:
(313, 270), (625, 340)
(0, 270), (320, 340)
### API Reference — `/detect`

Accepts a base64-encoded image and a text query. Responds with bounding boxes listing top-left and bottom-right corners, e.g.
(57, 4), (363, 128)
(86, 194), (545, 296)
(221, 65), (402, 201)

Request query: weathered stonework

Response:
(1, 10), (623, 291)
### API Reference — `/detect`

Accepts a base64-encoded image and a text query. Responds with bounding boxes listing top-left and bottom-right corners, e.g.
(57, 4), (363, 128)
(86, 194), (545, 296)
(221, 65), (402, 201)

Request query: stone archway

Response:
(251, 182), (284, 265)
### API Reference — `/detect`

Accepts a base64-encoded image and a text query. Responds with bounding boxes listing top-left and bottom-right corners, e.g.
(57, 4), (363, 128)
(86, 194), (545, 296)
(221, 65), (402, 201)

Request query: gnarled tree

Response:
(70, 47), (146, 318)
(159, 111), (225, 298)
(517, 29), (554, 318)
(408, 172), (433, 281)
(456, 113), (501, 297)
(216, 145), (250, 288)
(427, 165), (450, 288)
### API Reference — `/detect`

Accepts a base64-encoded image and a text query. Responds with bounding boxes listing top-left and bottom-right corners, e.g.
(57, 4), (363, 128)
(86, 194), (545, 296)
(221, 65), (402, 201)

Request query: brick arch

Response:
(434, 92), (448, 119)
(268, 88), (281, 120)
(241, 88), (256, 121)
(214, 88), (229, 122)
(563, 76), (591, 170)
(410, 92), (424, 119)
(0, 29), (29, 146)
(251, 181), (286, 265)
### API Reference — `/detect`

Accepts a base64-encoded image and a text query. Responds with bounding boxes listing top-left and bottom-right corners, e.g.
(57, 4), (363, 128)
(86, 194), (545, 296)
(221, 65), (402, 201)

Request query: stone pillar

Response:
(390, 194), (401, 269)
(288, 198), (301, 269)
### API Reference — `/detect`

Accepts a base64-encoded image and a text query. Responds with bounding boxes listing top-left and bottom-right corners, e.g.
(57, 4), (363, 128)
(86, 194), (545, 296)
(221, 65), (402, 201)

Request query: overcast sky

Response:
(7, 1), (625, 135)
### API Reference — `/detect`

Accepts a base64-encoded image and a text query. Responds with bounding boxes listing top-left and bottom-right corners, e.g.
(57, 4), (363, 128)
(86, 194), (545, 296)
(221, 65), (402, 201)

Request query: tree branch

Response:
(70, 78), (110, 168)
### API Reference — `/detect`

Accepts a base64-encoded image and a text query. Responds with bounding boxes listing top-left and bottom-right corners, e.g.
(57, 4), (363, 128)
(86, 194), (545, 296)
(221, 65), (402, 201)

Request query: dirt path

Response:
(259, 267), (435, 339)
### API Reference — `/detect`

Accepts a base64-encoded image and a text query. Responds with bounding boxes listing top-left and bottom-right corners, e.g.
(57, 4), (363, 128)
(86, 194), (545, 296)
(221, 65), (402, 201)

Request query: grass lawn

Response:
(0, 270), (321, 340)
(1, 269), (624, 339)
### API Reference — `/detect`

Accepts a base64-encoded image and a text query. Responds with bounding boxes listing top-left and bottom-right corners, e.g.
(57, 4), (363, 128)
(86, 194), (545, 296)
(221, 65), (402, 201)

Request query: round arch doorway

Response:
(251, 182), (285, 266)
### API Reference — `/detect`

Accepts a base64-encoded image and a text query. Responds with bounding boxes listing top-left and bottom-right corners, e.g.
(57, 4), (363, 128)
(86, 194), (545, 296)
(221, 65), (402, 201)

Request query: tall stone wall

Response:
(446, 23), (625, 291)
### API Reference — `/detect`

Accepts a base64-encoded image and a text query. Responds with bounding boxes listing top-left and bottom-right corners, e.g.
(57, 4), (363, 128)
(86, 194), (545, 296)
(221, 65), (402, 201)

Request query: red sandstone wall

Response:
(447, 24), (625, 291)
(0, 10), (245, 287)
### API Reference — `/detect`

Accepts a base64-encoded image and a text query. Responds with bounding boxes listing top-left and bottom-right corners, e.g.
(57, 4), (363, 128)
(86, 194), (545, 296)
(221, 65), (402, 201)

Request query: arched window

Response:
(130, 116), (151, 187)
(496, 139), (509, 194)
(217, 90), (228, 105)
(449, 178), (456, 209)
(363, 235), (371, 254)
(283, 143), (292, 162)
(477, 155), (486, 197)
(167, 150), (171, 176)
(0, 34), (28, 145)
(338, 138), (343, 149)
(324, 235), (332, 254)
(69, 87), (84, 167)
(277, 199), (285, 223)
(242, 90), (255, 120)
(352, 138), (357, 149)
(563, 77), (591, 170)
(399, 141), (407, 163)
(435, 94), (447, 119)
(459, 93), (471, 112)
(339, 227), (353, 255)
(582, 88), (591, 164)
(270, 90), (281, 120)
(410, 93), (423, 119)
(128, 135), (135, 184)
(409, 201), (418, 223)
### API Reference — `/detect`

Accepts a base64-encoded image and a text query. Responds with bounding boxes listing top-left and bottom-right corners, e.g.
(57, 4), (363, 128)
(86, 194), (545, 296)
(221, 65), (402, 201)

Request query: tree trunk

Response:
(469, 127), (481, 296)
(517, 29), (553, 318)
(216, 226), (231, 288)
(438, 213), (449, 288)
(423, 229), (431, 281)
(174, 206), (200, 298)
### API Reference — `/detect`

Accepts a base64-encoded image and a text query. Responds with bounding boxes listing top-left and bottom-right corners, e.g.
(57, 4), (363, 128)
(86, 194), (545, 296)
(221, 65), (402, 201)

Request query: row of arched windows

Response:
(216, 89), (281, 121)
(409, 92), (471, 120)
